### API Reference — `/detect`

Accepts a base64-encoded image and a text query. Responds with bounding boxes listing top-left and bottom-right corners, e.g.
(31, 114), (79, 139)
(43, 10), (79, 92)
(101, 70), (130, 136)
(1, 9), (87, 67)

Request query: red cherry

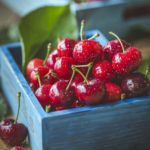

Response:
(103, 40), (129, 60)
(26, 58), (43, 80)
(71, 74), (83, 90)
(57, 38), (77, 57)
(75, 78), (105, 105)
(55, 106), (66, 111)
(54, 57), (75, 79)
(73, 40), (103, 64)
(92, 60), (114, 82)
(49, 80), (75, 108)
(11, 146), (25, 150)
(0, 93), (28, 146)
(112, 47), (142, 75)
(46, 50), (58, 69)
(35, 84), (52, 108)
(30, 66), (56, 88)
(104, 83), (122, 103)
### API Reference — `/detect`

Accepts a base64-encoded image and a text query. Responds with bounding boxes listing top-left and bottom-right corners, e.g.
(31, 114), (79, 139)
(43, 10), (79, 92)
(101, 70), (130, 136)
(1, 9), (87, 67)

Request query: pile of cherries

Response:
(26, 21), (150, 112)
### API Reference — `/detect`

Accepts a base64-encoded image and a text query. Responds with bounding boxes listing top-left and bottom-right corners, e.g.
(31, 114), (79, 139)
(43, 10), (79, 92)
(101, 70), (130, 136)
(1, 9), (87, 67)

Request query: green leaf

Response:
(19, 5), (78, 72)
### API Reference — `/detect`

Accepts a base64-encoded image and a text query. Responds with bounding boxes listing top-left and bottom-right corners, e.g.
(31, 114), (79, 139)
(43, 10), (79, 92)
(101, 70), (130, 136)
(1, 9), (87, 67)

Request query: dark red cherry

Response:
(35, 84), (52, 108)
(46, 50), (58, 69)
(49, 80), (75, 108)
(73, 40), (103, 64)
(57, 38), (77, 57)
(103, 40), (129, 60)
(54, 57), (75, 79)
(112, 47), (142, 75)
(92, 60), (114, 82)
(104, 82), (122, 103)
(26, 58), (43, 80)
(121, 72), (150, 98)
(75, 78), (105, 105)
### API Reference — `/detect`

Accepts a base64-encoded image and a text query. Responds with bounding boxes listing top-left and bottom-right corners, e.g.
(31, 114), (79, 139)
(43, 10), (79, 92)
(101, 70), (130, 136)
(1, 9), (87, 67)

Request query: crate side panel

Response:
(42, 100), (150, 150)
(0, 47), (43, 150)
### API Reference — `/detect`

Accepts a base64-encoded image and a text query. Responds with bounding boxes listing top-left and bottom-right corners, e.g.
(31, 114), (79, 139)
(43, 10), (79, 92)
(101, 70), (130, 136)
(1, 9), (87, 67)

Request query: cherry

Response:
(112, 47), (142, 75)
(54, 57), (75, 79)
(75, 78), (105, 105)
(26, 58), (43, 80)
(11, 146), (25, 150)
(49, 80), (75, 108)
(109, 32), (142, 75)
(71, 74), (83, 90)
(0, 92), (28, 146)
(92, 60), (114, 82)
(104, 82), (122, 103)
(30, 66), (57, 88)
(35, 84), (52, 108)
(73, 20), (103, 64)
(121, 72), (150, 98)
(73, 39), (103, 64)
(57, 38), (77, 57)
(46, 50), (58, 69)
(103, 39), (129, 61)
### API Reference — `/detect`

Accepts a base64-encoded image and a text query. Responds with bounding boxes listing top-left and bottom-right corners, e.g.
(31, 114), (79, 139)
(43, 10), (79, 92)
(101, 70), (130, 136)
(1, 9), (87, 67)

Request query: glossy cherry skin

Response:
(11, 146), (25, 150)
(49, 80), (75, 108)
(71, 74), (84, 91)
(75, 78), (105, 105)
(30, 66), (56, 88)
(46, 50), (58, 69)
(104, 83), (122, 103)
(73, 40), (103, 64)
(0, 119), (28, 146)
(112, 47), (142, 75)
(92, 60), (114, 82)
(57, 38), (77, 57)
(54, 57), (75, 79)
(26, 58), (43, 80)
(35, 84), (52, 108)
(103, 40), (129, 61)
(121, 73), (150, 98)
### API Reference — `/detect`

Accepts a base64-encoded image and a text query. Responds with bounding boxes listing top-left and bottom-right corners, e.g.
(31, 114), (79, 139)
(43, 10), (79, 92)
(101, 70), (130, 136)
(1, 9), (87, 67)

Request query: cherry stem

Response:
(43, 43), (51, 66)
(88, 33), (99, 40)
(35, 71), (42, 87)
(85, 62), (93, 79)
(80, 20), (85, 40)
(14, 92), (21, 124)
(109, 31), (125, 53)
(145, 65), (150, 77)
(66, 69), (76, 91)
(45, 105), (51, 113)
(121, 93), (126, 101)
(72, 66), (88, 83)
(73, 62), (92, 68)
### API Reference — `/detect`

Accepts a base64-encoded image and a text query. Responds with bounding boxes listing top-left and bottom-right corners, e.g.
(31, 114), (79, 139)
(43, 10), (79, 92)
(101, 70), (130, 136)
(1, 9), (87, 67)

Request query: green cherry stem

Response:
(35, 71), (42, 87)
(14, 92), (21, 124)
(85, 62), (93, 79)
(43, 43), (52, 65)
(88, 33), (99, 40)
(109, 31), (125, 53)
(72, 66), (88, 83)
(80, 20), (85, 40)
(45, 105), (51, 113)
(66, 69), (76, 91)
(145, 65), (150, 77)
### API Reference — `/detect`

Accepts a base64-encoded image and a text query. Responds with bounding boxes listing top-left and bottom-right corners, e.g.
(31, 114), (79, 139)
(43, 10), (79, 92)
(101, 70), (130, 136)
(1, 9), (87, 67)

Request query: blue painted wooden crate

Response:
(0, 30), (150, 150)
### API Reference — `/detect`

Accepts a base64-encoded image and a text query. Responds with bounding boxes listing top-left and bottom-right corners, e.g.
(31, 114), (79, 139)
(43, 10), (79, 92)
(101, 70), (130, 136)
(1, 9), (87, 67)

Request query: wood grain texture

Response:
(0, 31), (150, 150)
